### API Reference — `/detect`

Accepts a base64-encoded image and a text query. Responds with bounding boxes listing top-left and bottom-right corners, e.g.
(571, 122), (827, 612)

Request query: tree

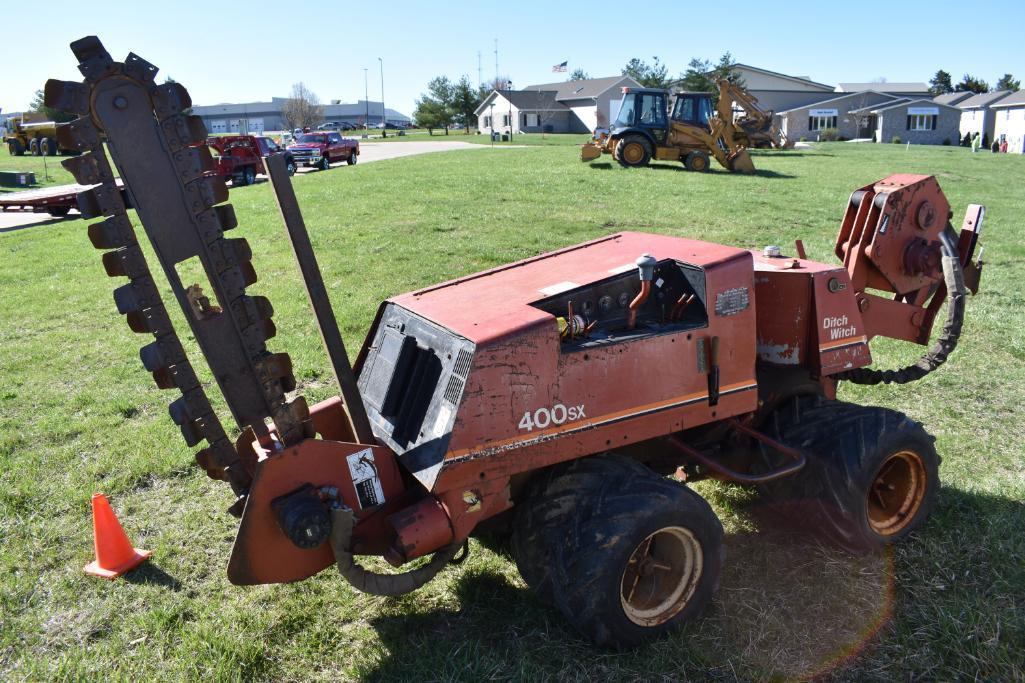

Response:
(281, 82), (324, 132)
(996, 73), (1020, 91)
(28, 89), (75, 123)
(676, 53), (742, 93)
(956, 74), (988, 93)
(622, 57), (670, 89)
(929, 70), (954, 95)
(451, 76), (481, 133)
(413, 76), (455, 135)
(568, 68), (590, 81)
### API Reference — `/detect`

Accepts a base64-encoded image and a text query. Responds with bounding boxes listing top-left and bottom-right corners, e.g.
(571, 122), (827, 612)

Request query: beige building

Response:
(992, 90), (1025, 153)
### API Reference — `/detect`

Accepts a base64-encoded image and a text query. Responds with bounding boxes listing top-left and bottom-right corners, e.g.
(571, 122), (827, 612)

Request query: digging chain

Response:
(46, 37), (310, 509)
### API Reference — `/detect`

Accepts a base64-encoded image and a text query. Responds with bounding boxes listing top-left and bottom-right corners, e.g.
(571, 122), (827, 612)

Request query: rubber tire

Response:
(241, 167), (256, 186)
(8, 140), (24, 156)
(41, 137), (58, 156)
(47, 206), (71, 217)
(684, 151), (710, 172)
(613, 135), (652, 168)
(285, 158), (297, 176)
(759, 396), (940, 552)
(347, 150), (357, 165)
(512, 453), (724, 649)
(29, 139), (40, 156)
(319, 155), (331, 171)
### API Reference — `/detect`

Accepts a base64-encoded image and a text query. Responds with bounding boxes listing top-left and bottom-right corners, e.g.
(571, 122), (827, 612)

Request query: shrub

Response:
(799, 136), (807, 142)
(818, 127), (840, 141)
(943, 138), (951, 146)
(891, 135), (902, 144)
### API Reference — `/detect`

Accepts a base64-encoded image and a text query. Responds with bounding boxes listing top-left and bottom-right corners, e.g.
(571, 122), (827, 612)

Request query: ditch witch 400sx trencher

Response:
(45, 37), (985, 648)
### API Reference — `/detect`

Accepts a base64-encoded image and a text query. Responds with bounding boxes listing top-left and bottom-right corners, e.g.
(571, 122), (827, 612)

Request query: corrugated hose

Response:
(835, 226), (966, 385)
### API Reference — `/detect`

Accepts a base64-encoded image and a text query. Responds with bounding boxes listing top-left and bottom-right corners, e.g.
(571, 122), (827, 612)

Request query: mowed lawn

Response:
(1, 140), (1023, 681)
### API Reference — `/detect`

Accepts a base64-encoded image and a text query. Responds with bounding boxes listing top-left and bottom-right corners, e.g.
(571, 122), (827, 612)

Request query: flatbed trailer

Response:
(0, 180), (126, 217)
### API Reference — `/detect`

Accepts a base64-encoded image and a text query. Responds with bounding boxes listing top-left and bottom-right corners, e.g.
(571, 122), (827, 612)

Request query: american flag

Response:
(552, 61), (568, 73)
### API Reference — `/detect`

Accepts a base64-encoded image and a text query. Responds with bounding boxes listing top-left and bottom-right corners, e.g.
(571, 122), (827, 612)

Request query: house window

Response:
(907, 114), (936, 131)
(483, 116), (491, 128)
(524, 113), (539, 127)
(808, 115), (837, 131)
(502, 114), (510, 126)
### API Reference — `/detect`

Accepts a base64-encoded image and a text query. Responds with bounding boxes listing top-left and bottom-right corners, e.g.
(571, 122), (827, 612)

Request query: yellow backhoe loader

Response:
(581, 85), (756, 173)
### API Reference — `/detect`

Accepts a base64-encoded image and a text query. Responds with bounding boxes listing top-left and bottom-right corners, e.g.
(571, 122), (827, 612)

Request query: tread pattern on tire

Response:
(759, 396), (940, 551)
(613, 135), (652, 167)
(512, 453), (723, 648)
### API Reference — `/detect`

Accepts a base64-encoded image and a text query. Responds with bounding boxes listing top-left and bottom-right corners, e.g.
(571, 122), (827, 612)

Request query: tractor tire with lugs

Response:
(613, 135), (652, 168)
(759, 396), (940, 552)
(512, 453), (723, 649)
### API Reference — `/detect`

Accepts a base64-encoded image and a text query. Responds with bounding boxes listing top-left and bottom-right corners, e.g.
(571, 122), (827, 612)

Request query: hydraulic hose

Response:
(328, 505), (461, 597)
(836, 226), (966, 385)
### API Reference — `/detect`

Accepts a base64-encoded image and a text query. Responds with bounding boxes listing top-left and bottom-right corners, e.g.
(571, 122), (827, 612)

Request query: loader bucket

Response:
(580, 142), (603, 162)
(728, 148), (756, 174)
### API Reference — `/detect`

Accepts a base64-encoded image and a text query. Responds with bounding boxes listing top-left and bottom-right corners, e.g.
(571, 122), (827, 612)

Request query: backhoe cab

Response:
(581, 86), (756, 174)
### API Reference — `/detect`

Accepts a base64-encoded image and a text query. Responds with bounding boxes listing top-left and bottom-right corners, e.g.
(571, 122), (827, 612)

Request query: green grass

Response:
(1, 143), (1023, 681)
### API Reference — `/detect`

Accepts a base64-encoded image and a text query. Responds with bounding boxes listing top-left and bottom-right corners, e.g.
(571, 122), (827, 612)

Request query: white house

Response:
(475, 75), (641, 135)
(992, 90), (1025, 153)
(957, 91), (1012, 143)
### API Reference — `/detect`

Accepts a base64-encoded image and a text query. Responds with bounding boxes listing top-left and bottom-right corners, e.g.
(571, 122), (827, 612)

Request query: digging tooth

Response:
(69, 36), (115, 81)
(213, 204), (237, 232)
(101, 245), (148, 278)
(122, 52), (158, 83)
(57, 118), (101, 155)
(140, 336), (186, 372)
(171, 146), (215, 185)
(151, 81), (191, 120)
(184, 176), (229, 215)
(77, 183), (125, 220)
(88, 215), (136, 250)
(43, 79), (90, 116)
(161, 114), (208, 152)
(63, 153), (111, 186)
(113, 276), (160, 315)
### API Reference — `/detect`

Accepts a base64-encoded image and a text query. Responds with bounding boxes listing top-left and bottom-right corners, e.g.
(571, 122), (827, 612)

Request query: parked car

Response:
(207, 135), (296, 185)
(286, 131), (359, 170)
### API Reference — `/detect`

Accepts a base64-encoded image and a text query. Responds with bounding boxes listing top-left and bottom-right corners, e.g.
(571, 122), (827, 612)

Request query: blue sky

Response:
(2, 0), (1022, 118)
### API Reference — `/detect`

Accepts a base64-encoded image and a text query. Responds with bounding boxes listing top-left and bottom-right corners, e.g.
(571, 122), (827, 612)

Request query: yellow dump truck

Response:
(3, 113), (75, 156)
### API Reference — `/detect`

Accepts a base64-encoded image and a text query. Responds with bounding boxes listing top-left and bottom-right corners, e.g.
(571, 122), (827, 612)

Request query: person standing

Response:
(971, 132), (981, 153)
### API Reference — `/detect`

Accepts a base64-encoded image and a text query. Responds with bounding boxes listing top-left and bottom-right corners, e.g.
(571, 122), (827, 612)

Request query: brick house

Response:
(777, 90), (898, 141)
(850, 98), (961, 144)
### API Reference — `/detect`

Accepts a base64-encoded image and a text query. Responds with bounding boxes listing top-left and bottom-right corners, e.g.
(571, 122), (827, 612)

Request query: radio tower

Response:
(477, 51), (482, 89)
(494, 38), (499, 88)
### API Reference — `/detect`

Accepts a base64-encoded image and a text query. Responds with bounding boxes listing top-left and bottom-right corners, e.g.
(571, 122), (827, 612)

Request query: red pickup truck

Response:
(208, 136), (296, 186)
(287, 131), (359, 170)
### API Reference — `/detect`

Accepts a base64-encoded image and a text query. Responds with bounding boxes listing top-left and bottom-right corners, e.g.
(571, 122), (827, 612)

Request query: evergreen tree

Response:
(995, 73), (1020, 91)
(929, 70), (954, 95)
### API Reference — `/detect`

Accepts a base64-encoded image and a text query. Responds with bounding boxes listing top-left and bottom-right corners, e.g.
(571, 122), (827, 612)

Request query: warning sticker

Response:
(346, 448), (386, 510)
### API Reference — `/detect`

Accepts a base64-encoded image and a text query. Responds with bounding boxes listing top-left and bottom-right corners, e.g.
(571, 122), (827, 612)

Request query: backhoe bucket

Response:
(580, 142), (603, 162)
(728, 148), (756, 174)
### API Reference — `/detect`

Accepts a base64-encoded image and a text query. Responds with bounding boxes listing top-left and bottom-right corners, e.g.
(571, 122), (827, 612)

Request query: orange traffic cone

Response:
(83, 493), (151, 579)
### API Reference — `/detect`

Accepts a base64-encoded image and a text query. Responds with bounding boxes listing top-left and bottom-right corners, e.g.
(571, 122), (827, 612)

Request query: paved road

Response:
(1, 140), (508, 231)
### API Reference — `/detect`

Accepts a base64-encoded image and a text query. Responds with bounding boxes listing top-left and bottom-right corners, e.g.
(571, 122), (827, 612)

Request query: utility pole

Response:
(378, 57), (385, 138)
(363, 68), (369, 139)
